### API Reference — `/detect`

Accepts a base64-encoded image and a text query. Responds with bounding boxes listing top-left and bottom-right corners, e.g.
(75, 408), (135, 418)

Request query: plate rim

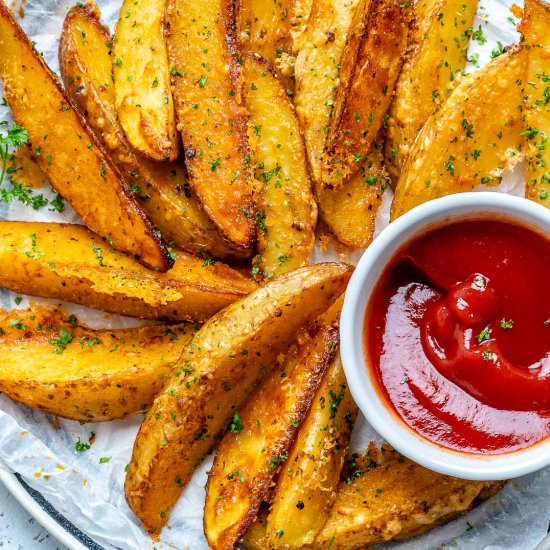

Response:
(0, 467), (102, 550)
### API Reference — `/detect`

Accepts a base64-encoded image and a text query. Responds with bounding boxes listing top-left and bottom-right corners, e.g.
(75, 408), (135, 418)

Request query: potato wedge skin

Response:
(521, 0), (550, 207)
(59, 5), (249, 260)
(244, 446), (504, 550)
(204, 300), (341, 550)
(0, 221), (256, 322)
(0, 1), (171, 271)
(113, 0), (179, 161)
(166, 0), (256, 250)
(294, 0), (361, 183)
(321, 0), (409, 189)
(0, 305), (196, 421)
(243, 54), (317, 278)
(385, 0), (478, 182)
(124, 263), (351, 533)
(391, 48), (525, 219)
(265, 354), (357, 548)
(315, 139), (388, 248)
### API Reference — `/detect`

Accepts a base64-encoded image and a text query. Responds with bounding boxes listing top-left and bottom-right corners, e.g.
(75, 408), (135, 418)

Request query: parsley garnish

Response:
(49, 328), (74, 354)
(229, 412), (243, 434)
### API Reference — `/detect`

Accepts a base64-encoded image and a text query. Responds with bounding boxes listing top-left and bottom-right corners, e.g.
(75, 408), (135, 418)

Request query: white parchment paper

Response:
(0, 0), (549, 548)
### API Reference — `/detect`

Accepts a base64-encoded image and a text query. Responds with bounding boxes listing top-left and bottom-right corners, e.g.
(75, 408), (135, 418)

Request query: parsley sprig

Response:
(0, 122), (65, 212)
(0, 122), (28, 185)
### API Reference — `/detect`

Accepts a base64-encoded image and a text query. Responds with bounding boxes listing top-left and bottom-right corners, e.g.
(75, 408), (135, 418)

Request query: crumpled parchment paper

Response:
(0, 0), (549, 548)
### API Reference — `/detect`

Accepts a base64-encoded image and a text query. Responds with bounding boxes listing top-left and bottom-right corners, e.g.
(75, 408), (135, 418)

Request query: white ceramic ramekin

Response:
(340, 192), (550, 480)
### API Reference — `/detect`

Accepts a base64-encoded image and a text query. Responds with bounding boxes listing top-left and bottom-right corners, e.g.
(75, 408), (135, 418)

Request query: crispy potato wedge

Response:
(204, 300), (341, 550)
(521, 0), (550, 207)
(265, 354), (358, 548)
(244, 445), (504, 550)
(237, 0), (292, 65)
(8, 145), (48, 189)
(0, 221), (256, 322)
(294, 0), (361, 183)
(289, 0), (314, 52)
(166, 0), (256, 251)
(59, 4), (248, 260)
(0, 1), (171, 271)
(385, 0), (478, 182)
(124, 263), (351, 533)
(315, 139), (388, 248)
(391, 47), (525, 219)
(243, 54), (316, 278)
(0, 305), (197, 422)
(112, 0), (179, 161)
(321, 0), (409, 189)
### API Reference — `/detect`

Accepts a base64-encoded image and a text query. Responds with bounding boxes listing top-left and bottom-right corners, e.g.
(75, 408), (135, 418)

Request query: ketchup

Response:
(365, 220), (550, 454)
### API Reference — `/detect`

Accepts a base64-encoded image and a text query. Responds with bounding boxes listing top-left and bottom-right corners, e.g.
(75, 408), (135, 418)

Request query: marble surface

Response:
(0, 480), (66, 550)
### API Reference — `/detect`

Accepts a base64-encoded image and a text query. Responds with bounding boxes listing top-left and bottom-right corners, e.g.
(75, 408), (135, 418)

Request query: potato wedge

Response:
(0, 1), (171, 271)
(0, 305), (197, 422)
(0, 221), (256, 322)
(385, 0), (478, 182)
(265, 354), (358, 548)
(243, 54), (316, 278)
(294, 0), (361, 183)
(204, 299), (341, 550)
(112, 0), (178, 161)
(315, 139), (388, 248)
(59, 4), (248, 260)
(289, 0), (314, 52)
(166, 0), (256, 251)
(237, 0), (292, 65)
(244, 445), (504, 550)
(321, 0), (408, 189)
(391, 47), (525, 219)
(124, 263), (351, 533)
(8, 145), (48, 189)
(309, 446), (504, 549)
(521, 0), (550, 207)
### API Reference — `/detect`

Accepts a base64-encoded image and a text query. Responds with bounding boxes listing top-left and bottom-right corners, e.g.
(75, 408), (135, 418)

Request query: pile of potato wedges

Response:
(0, 0), (548, 546)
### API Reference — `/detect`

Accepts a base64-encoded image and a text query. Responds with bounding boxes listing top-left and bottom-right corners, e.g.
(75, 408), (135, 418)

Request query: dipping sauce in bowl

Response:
(365, 219), (550, 454)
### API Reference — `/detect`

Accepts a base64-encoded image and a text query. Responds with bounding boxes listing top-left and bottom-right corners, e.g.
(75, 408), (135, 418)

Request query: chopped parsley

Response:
(49, 328), (74, 354)
(229, 412), (243, 434)
(500, 318), (514, 329)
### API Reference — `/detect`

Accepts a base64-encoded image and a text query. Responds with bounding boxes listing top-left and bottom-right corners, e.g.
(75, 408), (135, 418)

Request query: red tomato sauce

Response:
(365, 220), (550, 454)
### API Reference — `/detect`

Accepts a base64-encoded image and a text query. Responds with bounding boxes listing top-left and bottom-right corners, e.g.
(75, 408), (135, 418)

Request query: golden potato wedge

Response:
(321, 0), (409, 189)
(315, 139), (388, 248)
(244, 445), (504, 550)
(112, 0), (178, 161)
(0, 221), (256, 322)
(309, 446), (504, 549)
(8, 145), (48, 189)
(385, 0), (478, 182)
(521, 0), (550, 207)
(237, 0), (292, 65)
(0, 305), (197, 422)
(166, 0), (256, 251)
(289, 0), (314, 52)
(294, 0), (361, 183)
(265, 354), (358, 548)
(0, 1), (171, 271)
(59, 4), (248, 260)
(243, 54), (316, 278)
(391, 47), (525, 219)
(124, 263), (351, 533)
(204, 300), (341, 550)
